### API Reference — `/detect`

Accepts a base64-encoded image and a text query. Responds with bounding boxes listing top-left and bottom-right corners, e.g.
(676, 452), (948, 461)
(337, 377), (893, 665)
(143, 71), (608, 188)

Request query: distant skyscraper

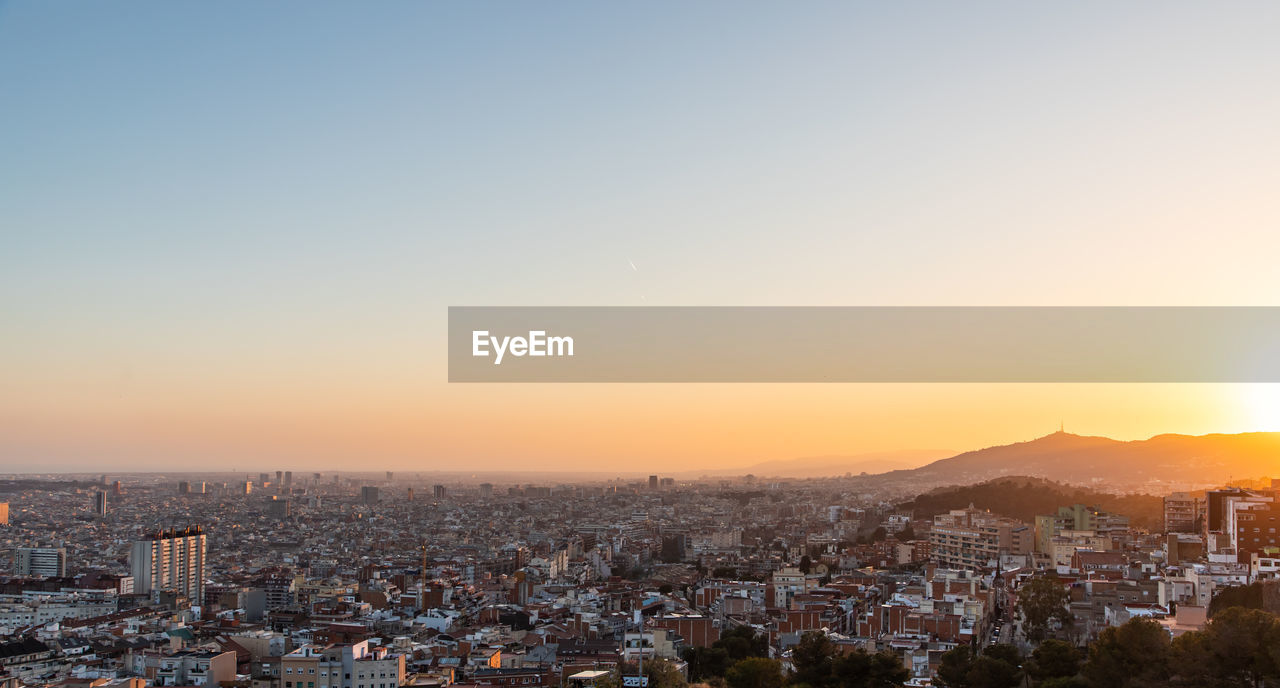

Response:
(179, 481), (191, 494)
(111, 480), (122, 495)
(433, 484), (447, 499)
(649, 475), (659, 491)
(14, 547), (67, 577)
(259, 472), (270, 486)
(479, 483), (493, 499)
(267, 496), (291, 518)
(386, 471), (394, 481)
(285, 471), (293, 487)
(0, 501), (8, 525)
(131, 526), (207, 604)
(242, 481), (253, 495)
(93, 491), (108, 517)
(406, 487), (414, 502)
(361, 486), (380, 504)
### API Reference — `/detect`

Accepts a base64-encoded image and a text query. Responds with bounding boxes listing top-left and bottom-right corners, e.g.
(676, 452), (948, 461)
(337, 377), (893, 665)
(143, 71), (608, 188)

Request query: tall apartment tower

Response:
(0, 501), (8, 526)
(433, 484), (446, 499)
(131, 526), (207, 604)
(649, 475), (659, 491)
(15, 547), (67, 577)
(361, 486), (380, 504)
(93, 491), (108, 517)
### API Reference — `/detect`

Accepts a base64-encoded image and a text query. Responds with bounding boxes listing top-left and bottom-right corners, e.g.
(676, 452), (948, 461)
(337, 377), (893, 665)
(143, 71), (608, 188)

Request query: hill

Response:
(898, 476), (1164, 530)
(903, 430), (1280, 488)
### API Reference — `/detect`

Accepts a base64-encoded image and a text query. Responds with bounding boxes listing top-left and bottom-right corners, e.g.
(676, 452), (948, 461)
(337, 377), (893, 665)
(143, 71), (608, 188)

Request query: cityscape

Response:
(3, 432), (1280, 687)
(7, 2), (1280, 688)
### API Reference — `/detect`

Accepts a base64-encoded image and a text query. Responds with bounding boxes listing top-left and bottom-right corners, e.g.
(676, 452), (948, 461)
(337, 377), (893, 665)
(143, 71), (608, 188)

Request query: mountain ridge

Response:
(901, 430), (1280, 489)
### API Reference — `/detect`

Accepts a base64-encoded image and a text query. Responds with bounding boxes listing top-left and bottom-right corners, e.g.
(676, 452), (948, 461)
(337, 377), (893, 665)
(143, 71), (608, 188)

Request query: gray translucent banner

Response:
(448, 307), (1280, 382)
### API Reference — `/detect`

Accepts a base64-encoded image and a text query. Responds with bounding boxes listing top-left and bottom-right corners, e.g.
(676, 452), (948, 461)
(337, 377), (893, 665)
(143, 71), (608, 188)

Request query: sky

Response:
(3, 2), (1280, 473)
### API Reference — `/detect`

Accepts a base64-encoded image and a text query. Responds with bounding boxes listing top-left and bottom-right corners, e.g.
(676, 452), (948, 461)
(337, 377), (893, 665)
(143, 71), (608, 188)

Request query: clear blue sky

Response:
(3, 2), (1280, 471)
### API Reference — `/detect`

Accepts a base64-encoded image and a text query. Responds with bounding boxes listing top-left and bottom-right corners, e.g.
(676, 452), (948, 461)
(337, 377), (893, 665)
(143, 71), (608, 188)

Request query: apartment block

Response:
(130, 526), (207, 604)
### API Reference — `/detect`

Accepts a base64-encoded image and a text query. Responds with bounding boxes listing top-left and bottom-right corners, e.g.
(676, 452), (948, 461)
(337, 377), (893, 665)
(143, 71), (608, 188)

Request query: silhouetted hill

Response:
(898, 476), (1164, 530)
(905, 431), (1280, 487)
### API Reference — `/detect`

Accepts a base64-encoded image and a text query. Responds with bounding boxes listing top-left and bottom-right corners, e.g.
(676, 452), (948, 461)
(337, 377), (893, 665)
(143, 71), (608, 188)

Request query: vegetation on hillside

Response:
(898, 477), (1163, 530)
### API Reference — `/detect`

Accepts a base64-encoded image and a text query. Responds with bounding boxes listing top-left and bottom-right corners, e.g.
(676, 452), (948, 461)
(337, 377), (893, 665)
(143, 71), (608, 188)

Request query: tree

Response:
(830, 650), (910, 688)
(965, 656), (1021, 688)
(790, 632), (837, 688)
(1170, 606), (1280, 687)
(1208, 582), (1264, 617)
(715, 626), (769, 661)
(936, 645), (1021, 688)
(1168, 630), (1218, 688)
(1082, 618), (1171, 688)
(724, 657), (785, 688)
(1017, 575), (1074, 643)
(1207, 606), (1280, 686)
(685, 627), (769, 681)
(935, 646), (973, 688)
(1026, 639), (1081, 684)
(799, 555), (813, 574)
(683, 647), (731, 681)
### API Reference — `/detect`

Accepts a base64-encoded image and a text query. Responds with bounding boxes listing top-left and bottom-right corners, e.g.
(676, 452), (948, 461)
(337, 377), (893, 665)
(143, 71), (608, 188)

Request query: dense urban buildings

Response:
(0, 468), (1275, 687)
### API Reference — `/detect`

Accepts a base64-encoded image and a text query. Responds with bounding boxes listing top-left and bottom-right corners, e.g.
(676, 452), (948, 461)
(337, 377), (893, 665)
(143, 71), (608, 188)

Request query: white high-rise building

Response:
(131, 526), (207, 604)
(15, 547), (67, 577)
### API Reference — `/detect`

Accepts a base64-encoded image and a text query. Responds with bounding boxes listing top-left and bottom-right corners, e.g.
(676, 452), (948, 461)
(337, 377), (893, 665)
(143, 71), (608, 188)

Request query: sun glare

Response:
(1242, 384), (1280, 431)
